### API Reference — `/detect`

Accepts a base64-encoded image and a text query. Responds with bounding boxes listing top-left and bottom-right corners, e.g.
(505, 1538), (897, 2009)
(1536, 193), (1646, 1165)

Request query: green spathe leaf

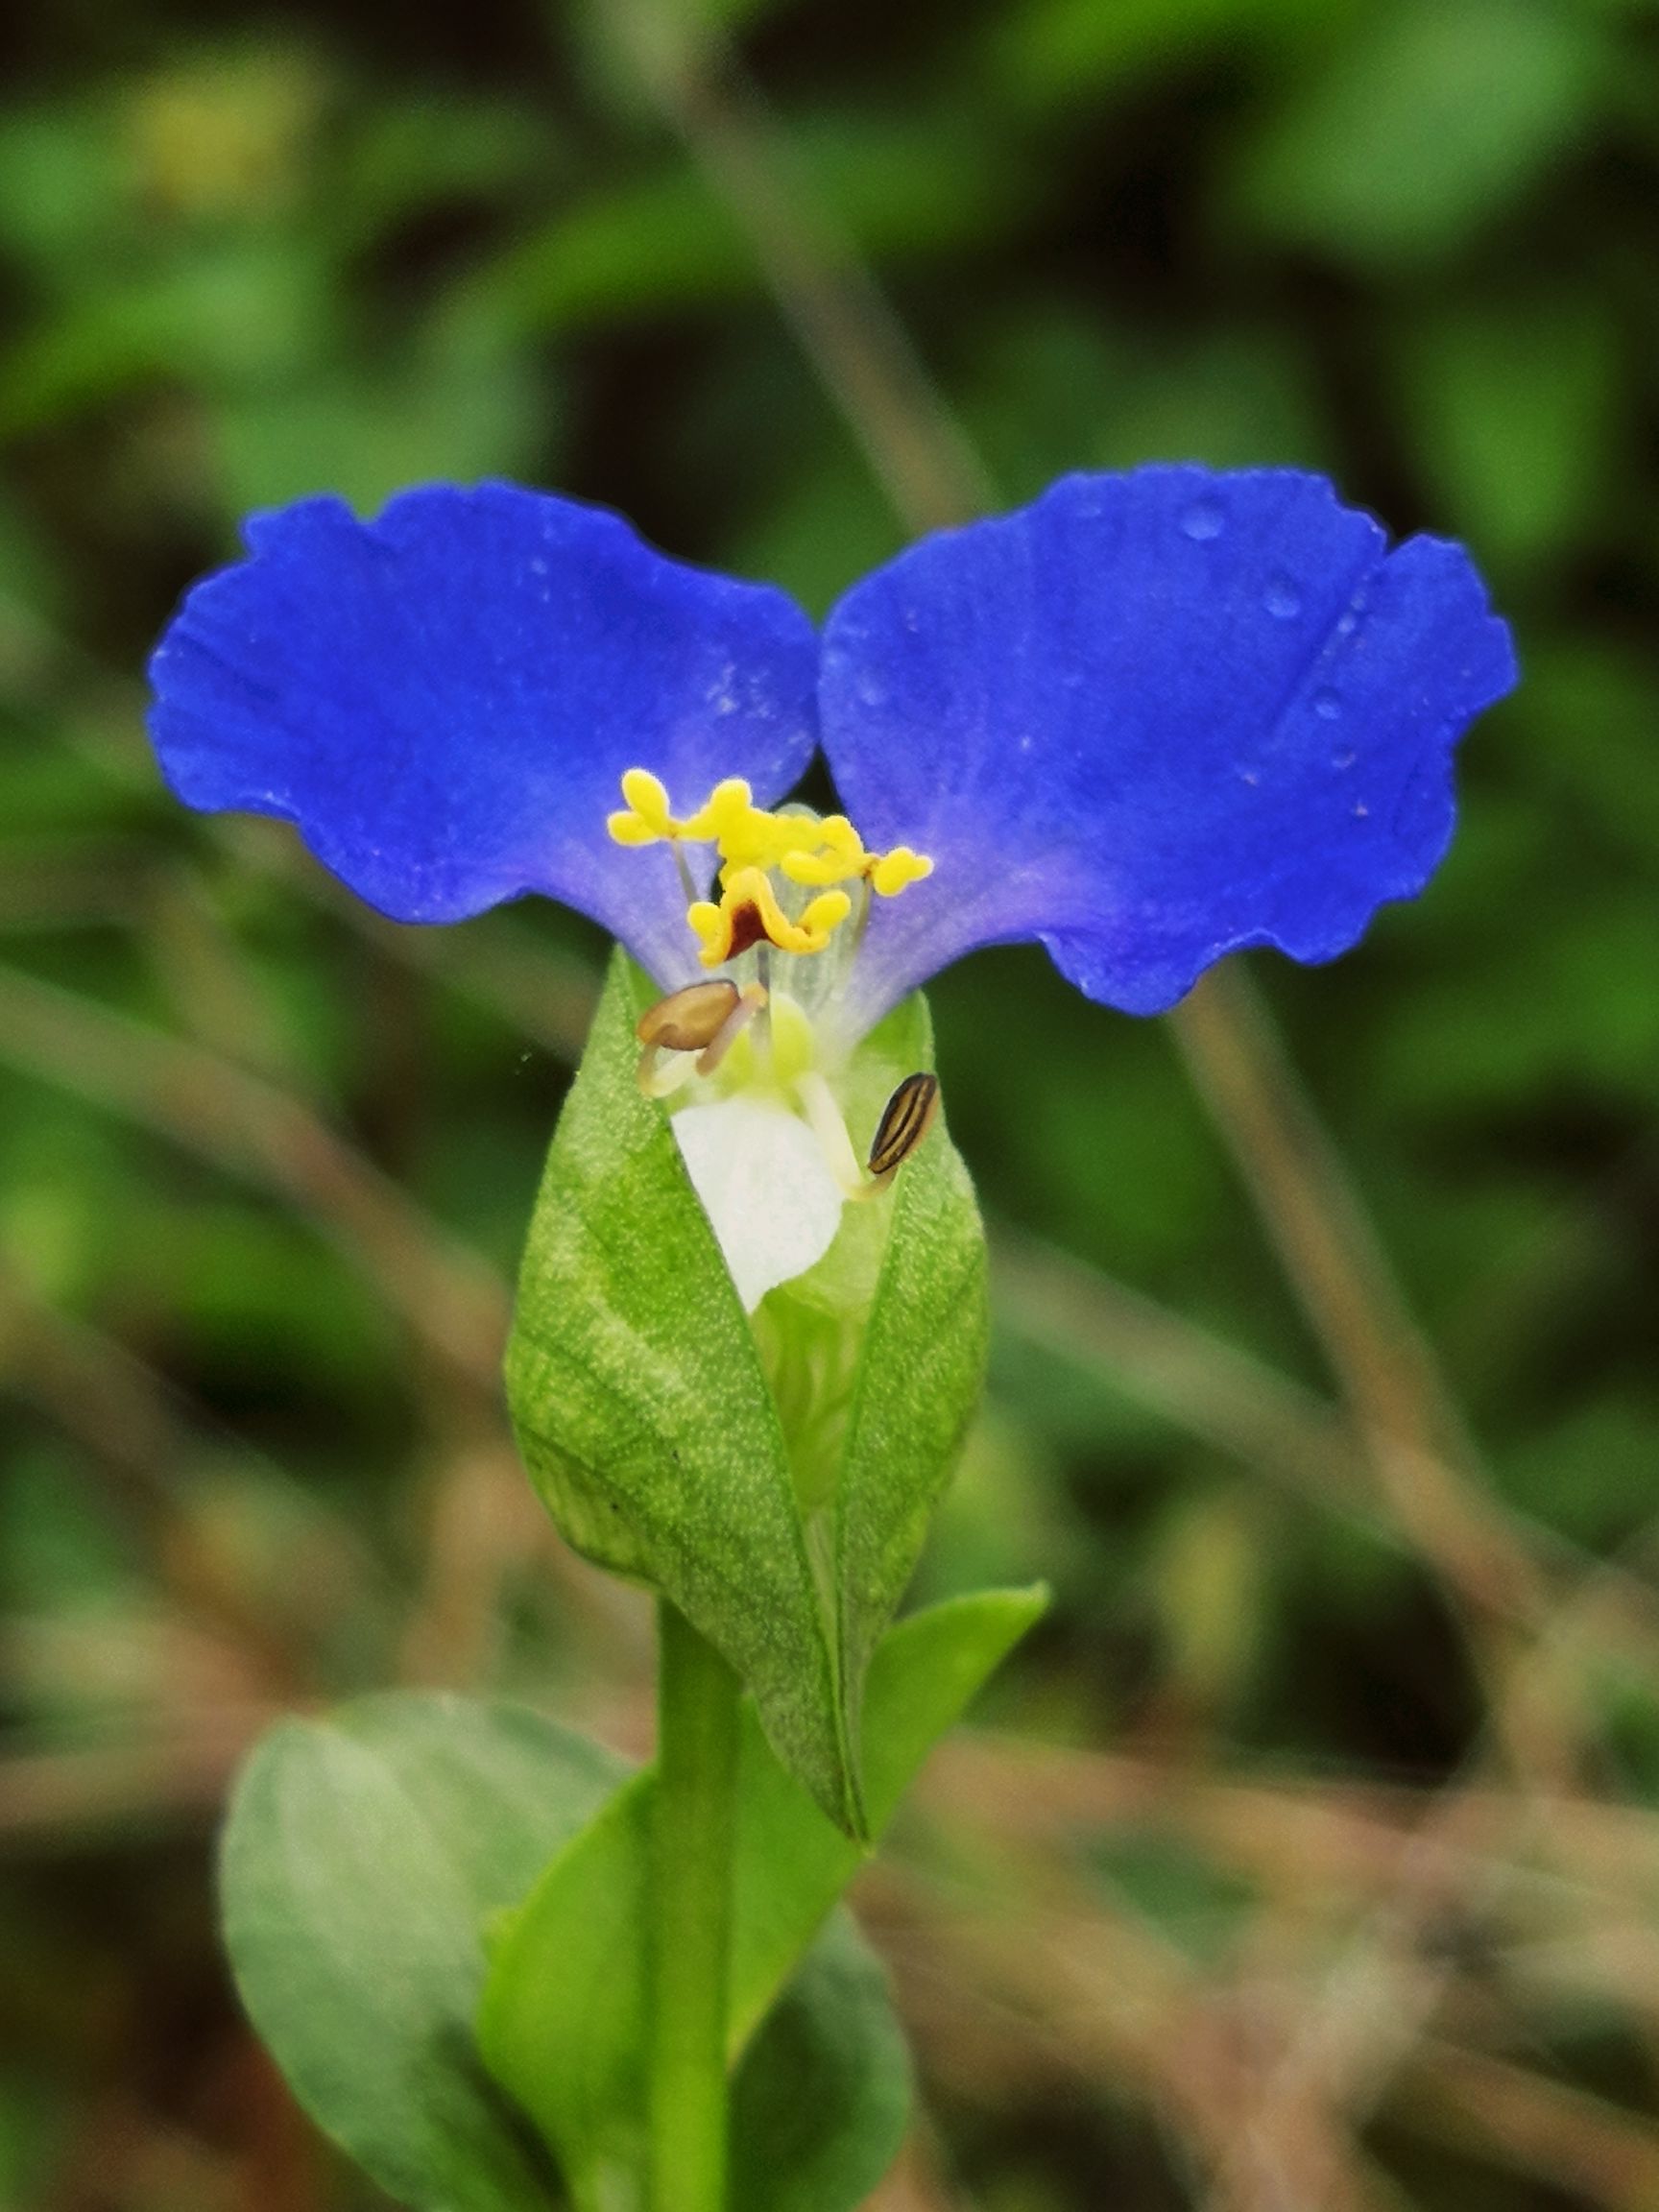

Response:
(218, 1693), (623, 2212)
(507, 951), (991, 1837)
(507, 950), (844, 1823)
(478, 1586), (1046, 2210)
(830, 999), (993, 1799)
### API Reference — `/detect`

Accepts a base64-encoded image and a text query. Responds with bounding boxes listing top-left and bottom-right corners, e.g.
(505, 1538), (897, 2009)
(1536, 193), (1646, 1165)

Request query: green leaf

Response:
(478, 1586), (1045, 2211)
(980, 0), (1344, 113)
(966, 314), (1330, 505)
(213, 297), (548, 517)
(1388, 296), (1621, 571)
(730, 1914), (911, 2212)
(219, 1692), (623, 2212)
(507, 949), (844, 1822)
(1235, 0), (1606, 268)
(488, 116), (1025, 337)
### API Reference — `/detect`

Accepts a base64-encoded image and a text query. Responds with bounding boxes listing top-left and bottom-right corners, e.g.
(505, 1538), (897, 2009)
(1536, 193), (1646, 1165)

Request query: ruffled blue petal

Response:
(821, 467), (1517, 1029)
(147, 482), (818, 983)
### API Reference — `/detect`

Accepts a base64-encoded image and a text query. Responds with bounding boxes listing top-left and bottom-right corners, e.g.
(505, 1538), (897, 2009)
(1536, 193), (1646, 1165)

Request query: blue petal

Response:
(820, 467), (1518, 1028)
(147, 482), (818, 983)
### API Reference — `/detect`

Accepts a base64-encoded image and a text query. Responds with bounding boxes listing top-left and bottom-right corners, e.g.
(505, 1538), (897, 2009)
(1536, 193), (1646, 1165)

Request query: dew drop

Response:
(1263, 575), (1301, 619)
(1179, 495), (1225, 542)
(1352, 802), (1370, 819)
(1312, 688), (1342, 721)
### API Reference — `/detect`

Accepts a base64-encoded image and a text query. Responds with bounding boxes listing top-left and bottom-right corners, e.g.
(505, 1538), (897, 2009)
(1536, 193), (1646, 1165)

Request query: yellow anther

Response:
(685, 899), (731, 962)
(679, 778), (755, 842)
(608, 769), (763, 851)
(792, 888), (854, 948)
(610, 770), (931, 970)
(606, 814), (654, 848)
(608, 768), (680, 848)
(687, 866), (852, 968)
(622, 768), (671, 825)
(780, 817), (867, 887)
(870, 846), (933, 898)
(784, 831), (932, 896)
(715, 805), (823, 879)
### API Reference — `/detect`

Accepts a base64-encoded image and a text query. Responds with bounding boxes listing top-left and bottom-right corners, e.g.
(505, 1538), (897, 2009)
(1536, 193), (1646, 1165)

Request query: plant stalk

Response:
(650, 1599), (740, 2212)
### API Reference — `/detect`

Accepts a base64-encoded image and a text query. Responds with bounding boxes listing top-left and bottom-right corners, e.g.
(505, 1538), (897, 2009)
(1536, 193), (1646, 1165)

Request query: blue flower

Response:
(148, 466), (1515, 1304)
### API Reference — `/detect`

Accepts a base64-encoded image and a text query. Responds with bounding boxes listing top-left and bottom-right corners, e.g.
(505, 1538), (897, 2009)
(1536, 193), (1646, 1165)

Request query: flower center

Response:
(607, 768), (932, 971)
(608, 769), (940, 1238)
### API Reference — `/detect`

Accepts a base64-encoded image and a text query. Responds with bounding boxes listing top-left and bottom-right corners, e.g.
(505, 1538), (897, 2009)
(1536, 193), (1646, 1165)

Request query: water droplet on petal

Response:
(855, 672), (889, 709)
(1179, 495), (1225, 542)
(1263, 575), (1301, 619)
(1312, 689), (1342, 721)
(1352, 802), (1370, 819)
(1333, 748), (1357, 771)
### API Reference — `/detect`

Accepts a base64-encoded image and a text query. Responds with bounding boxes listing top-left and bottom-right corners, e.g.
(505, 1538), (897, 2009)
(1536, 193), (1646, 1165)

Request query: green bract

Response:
(507, 950), (990, 1834)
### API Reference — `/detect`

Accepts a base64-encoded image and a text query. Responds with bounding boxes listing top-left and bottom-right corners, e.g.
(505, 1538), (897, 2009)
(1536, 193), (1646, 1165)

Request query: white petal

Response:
(672, 1096), (844, 1311)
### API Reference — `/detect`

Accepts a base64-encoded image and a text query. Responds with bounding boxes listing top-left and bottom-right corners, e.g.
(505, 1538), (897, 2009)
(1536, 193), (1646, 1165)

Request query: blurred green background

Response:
(4, 0), (1658, 2205)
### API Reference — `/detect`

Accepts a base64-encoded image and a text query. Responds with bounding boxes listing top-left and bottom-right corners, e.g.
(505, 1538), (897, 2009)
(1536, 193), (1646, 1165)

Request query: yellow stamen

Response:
(609, 770), (765, 851)
(687, 866), (852, 968)
(779, 817), (867, 887)
(679, 777), (756, 843)
(608, 769), (931, 966)
(783, 831), (932, 897)
(869, 846), (933, 898)
(606, 767), (675, 846)
(716, 805), (825, 878)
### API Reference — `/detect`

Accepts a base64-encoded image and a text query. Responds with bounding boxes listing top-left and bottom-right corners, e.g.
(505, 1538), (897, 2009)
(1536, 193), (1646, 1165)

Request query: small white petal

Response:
(673, 1096), (844, 1311)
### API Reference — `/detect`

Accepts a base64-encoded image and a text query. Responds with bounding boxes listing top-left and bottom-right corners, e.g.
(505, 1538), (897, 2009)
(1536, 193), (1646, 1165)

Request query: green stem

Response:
(650, 1599), (740, 2212)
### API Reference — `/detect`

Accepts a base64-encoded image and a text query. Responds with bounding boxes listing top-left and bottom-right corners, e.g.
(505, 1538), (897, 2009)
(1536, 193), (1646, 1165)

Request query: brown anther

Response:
(637, 979), (740, 1055)
(868, 1072), (939, 1181)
